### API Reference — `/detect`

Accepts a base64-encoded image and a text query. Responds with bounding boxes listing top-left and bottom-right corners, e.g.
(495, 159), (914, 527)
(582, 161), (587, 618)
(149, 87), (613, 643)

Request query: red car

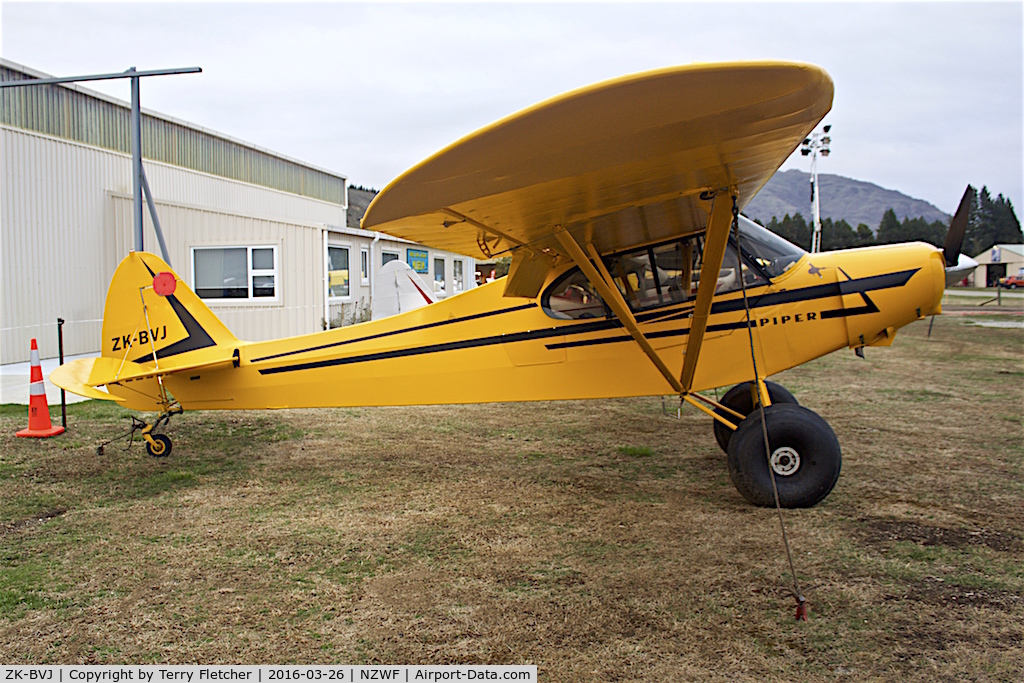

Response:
(999, 274), (1024, 289)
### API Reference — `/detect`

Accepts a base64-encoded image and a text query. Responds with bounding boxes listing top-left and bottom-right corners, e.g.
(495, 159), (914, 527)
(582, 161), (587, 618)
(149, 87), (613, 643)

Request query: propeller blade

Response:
(943, 186), (974, 267)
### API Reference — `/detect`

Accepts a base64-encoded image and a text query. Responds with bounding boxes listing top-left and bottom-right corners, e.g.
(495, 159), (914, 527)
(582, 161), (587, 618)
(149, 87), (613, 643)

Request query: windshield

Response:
(737, 216), (806, 279)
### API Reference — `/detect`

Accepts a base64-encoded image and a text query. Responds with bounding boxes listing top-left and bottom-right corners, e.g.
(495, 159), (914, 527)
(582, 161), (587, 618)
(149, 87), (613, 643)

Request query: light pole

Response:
(801, 125), (831, 253)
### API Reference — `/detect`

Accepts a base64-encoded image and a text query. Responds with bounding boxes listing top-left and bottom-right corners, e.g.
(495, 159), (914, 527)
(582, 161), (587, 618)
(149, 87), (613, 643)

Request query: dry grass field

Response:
(1, 310), (1022, 681)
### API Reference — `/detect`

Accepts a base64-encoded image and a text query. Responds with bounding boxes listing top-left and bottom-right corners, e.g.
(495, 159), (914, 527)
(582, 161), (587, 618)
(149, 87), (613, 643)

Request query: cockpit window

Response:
(736, 216), (806, 279)
(541, 230), (769, 320)
(543, 269), (608, 319)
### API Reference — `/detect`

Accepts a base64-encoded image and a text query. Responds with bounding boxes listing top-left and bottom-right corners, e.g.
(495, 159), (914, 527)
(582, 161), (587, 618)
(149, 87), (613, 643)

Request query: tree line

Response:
(755, 185), (1021, 255)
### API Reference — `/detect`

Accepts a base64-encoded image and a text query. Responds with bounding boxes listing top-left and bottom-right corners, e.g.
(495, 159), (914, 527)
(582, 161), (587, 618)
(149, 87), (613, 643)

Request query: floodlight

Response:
(822, 137), (831, 145)
(821, 149), (829, 157)
(823, 125), (831, 133)
(801, 149), (811, 156)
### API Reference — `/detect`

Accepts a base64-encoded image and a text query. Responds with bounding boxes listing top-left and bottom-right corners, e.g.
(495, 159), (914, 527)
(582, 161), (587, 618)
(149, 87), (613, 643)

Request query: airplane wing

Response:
(361, 61), (833, 296)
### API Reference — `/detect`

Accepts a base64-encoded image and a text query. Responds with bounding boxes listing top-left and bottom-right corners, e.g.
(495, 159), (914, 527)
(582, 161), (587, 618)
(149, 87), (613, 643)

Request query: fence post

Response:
(57, 318), (67, 429)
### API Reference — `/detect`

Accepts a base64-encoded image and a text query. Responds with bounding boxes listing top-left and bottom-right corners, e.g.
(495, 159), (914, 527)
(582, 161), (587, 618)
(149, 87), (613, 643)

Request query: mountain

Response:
(745, 169), (949, 230)
(347, 186), (379, 228)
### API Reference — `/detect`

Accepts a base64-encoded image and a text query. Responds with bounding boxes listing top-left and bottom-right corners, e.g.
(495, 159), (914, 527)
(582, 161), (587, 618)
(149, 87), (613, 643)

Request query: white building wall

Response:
(2, 124), (476, 365)
(1, 125), (345, 363)
(110, 194), (328, 342)
(322, 230), (476, 330)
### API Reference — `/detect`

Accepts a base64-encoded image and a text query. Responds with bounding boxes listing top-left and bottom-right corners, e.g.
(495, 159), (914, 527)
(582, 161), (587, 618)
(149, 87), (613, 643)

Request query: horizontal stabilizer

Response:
(48, 358), (126, 402)
(50, 351), (238, 401)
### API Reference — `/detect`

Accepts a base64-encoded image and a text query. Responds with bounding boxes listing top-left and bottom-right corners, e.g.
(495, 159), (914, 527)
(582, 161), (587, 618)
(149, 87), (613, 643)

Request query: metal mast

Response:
(0, 66), (202, 264)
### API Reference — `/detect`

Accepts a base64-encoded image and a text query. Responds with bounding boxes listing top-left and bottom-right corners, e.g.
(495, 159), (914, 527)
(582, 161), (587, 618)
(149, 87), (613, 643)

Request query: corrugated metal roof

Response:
(0, 59), (347, 207)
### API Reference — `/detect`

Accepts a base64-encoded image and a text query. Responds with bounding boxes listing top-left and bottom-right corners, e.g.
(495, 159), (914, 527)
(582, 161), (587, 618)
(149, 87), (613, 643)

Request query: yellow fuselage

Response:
(156, 242), (945, 412)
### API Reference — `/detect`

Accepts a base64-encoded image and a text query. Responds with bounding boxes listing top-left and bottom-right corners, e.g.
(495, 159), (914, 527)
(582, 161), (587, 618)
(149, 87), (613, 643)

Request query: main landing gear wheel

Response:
(145, 434), (172, 458)
(726, 403), (841, 508)
(713, 381), (798, 453)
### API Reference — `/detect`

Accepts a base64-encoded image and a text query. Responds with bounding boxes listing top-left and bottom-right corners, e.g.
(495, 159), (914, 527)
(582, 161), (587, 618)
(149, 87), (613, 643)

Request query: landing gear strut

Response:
(713, 380), (798, 452)
(96, 404), (182, 457)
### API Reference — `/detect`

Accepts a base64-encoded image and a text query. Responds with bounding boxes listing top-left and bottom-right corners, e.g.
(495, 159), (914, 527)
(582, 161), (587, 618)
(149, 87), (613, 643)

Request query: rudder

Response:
(101, 252), (238, 365)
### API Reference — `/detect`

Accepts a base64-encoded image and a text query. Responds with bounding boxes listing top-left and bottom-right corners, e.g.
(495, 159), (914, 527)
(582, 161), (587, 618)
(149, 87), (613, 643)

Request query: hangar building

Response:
(971, 244), (1024, 287)
(1, 59), (474, 364)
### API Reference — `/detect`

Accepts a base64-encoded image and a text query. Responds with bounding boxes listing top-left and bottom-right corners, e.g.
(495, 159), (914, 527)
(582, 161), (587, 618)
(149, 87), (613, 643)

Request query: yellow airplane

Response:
(51, 62), (968, 508)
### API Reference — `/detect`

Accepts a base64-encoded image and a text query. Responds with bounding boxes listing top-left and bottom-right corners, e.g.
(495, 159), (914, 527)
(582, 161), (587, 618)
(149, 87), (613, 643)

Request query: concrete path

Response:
(0, 353), (99, 406)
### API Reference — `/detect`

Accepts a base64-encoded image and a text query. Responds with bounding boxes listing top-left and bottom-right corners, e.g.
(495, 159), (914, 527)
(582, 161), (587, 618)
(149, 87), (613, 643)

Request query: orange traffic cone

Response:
(16, 339), (65, 438)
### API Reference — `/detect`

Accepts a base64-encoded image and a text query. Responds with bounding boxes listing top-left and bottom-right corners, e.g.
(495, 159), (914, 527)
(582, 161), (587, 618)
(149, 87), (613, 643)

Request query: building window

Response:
(328, 245), (350, 298)
(382, 251), (399, 266)
(360, 247), (369, 284)
(434, 256), (446, 292)
(193, 246), (277, 301)
(453, 259), (464, 293)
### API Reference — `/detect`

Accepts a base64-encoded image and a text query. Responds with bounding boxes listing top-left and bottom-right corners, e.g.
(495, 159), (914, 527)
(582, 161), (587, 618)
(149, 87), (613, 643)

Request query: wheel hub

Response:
(770, 446), (801, 476)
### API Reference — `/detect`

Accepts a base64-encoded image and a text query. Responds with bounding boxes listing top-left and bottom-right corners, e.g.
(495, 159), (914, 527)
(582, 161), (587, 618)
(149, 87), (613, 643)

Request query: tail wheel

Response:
(713, 381), (798, 452)
(145, 434), (172, 458)
(726, 403), (841, 508)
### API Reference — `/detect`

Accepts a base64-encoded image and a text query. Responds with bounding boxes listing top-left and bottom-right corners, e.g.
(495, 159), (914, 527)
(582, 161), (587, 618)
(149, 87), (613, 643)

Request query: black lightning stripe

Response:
(250, 303), (537, 363)
(256, 268), (920, 375)
(130, 259), (217, 363)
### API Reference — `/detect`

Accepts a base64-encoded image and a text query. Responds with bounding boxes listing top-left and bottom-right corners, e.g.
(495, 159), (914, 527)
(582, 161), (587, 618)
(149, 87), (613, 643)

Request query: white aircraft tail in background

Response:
(371, 260), (437, 320)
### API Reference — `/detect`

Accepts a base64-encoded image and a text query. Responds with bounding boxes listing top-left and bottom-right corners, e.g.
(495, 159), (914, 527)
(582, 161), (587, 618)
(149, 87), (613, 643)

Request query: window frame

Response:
(360, 247), (370, 285)
(326, 242), (352, 302)
(433, 256), (447, 295)
(453, 258), (465, 294)
(540, 233), (769, 320)
(191, 244), (280, 304)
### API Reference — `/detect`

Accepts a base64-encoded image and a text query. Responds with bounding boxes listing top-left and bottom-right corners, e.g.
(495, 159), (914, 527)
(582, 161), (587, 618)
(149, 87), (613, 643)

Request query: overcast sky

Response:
(2, 1), (1021, 214)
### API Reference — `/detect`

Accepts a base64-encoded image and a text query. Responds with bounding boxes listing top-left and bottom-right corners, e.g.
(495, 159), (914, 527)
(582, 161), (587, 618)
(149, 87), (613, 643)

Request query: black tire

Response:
(726, 403), (841, 508)
(145, 433), (172, 458)
(713, 381), (798, 452)
(1011, 284), (1018, 290)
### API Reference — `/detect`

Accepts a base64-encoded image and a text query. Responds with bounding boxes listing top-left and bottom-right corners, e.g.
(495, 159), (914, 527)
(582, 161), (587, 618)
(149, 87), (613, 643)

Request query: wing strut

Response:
(554, 228), (685, 394)
(552, 190), (736, 404)
(679, 193), (735, 392)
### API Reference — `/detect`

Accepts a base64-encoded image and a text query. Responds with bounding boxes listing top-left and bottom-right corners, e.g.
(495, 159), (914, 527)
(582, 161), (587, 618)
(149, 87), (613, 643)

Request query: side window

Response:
(543, 269), (607, 320)
(327, 245), (350, 298)
(193, 246), (278, 301)
(382, 251), (399, 266)
(433, 257), (446, 295)
(453, 260), (465, 293)
(541, 234), (767, 320)
(715, 242), (768, 293)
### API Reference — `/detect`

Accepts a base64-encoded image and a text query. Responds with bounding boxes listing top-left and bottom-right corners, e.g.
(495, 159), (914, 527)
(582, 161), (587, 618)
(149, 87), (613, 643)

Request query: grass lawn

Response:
(1, 312), (1021, 681)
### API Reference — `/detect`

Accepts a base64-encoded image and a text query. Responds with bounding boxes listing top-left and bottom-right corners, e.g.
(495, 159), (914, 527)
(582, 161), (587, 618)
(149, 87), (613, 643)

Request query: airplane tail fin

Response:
(370, 260), (438, 320)
(100, 251), (239, 364)
(50, 252), (239, 409)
